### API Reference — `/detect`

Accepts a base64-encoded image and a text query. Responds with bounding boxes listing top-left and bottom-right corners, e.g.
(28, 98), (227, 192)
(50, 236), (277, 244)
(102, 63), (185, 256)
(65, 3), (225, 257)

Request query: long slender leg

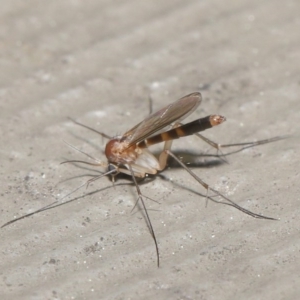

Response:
(165, 149), (276, 220)
(63, 141), (107, 166)
(68, 117), (112, 139)
(2, 143), (111, 228)
(1, 167), (118, 228)
(127, 164), (160, 267)
(193, 132), (288, 156)
(1, 201), (61, 228)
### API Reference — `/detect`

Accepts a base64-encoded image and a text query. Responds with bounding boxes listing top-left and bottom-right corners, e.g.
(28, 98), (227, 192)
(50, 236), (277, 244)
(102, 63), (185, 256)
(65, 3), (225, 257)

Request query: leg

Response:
(127, 164), (160, 267)
(165, 149), (277, 220)
(193, 132), (288, 156)
(158, 123), (181, 170)
(68, 117), (112, 139)
(172, 120), (288, 156)
(1, 166), (117, 228)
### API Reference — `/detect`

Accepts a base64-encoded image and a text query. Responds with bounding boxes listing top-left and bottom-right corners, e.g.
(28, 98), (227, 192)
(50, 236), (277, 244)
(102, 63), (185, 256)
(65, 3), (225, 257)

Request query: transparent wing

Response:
(123, 92), (202, 146)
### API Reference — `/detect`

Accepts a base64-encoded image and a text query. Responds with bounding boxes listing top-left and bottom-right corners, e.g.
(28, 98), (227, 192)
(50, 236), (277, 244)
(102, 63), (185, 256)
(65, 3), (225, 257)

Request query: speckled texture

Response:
(1, 1), (299, 299)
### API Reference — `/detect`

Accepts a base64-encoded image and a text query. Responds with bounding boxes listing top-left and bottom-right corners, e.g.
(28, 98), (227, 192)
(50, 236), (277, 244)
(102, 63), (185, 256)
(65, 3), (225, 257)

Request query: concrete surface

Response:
(0, 0), (299, 299)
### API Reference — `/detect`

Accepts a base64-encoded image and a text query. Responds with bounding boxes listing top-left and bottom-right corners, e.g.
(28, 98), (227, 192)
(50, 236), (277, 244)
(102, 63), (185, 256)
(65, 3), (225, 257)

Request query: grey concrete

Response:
(1, 1), (299, 299)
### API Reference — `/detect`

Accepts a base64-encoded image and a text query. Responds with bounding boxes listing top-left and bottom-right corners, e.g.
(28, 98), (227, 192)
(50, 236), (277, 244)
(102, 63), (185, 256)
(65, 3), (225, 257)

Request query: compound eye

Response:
(108, 163), (118, 175)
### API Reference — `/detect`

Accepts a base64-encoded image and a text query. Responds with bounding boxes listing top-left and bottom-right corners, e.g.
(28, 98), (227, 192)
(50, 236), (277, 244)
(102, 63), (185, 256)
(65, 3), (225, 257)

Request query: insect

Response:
(2, 92), (286, 267)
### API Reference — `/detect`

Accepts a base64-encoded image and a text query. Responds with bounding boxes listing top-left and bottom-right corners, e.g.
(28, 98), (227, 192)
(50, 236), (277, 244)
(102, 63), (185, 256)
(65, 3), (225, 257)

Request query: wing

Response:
(123, 92), (202, 146)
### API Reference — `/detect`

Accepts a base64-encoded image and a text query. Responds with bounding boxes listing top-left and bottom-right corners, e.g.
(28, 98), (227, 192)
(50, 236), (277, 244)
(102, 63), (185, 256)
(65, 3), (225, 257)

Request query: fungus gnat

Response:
(2, 92), (286, 267)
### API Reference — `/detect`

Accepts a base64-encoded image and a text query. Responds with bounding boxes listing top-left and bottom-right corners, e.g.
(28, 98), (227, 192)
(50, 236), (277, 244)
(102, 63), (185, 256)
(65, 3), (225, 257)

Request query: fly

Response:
(2, 92), (287, 267)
